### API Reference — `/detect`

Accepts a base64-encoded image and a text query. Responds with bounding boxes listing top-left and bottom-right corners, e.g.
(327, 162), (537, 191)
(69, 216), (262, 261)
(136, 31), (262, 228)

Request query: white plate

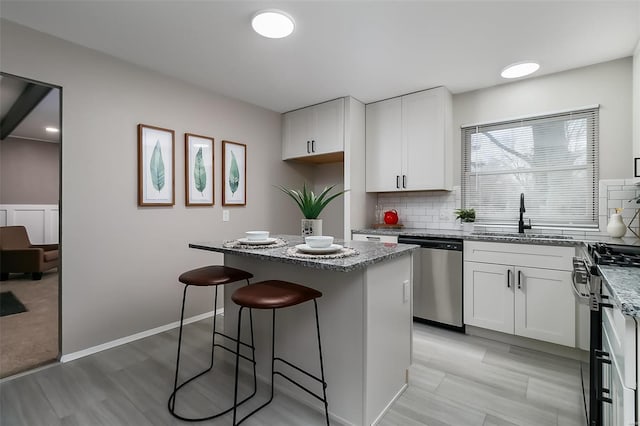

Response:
(295, 244), (343, 254)
(237, 237), (278, 245)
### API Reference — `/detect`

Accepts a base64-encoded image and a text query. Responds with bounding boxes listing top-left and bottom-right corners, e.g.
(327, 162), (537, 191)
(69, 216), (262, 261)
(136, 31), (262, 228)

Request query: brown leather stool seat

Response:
(168, 265), (257, 422)
(231, 280), (322, 309)
(179, 265), (253, 287)
(231, 280), (329, 426)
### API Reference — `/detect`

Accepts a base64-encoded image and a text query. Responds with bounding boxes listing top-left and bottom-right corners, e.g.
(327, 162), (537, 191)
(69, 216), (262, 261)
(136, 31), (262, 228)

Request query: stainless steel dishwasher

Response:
(398, 236), (464, 330)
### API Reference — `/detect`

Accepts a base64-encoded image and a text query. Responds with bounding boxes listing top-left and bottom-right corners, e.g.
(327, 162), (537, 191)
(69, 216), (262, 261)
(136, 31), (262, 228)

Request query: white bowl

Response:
(245, 231), (269, 241)
(305, 236), (334, 248)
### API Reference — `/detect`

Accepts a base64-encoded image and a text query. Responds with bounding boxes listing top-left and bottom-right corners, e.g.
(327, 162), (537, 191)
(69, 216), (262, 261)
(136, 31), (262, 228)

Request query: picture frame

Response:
(185, 133), (214, 206)
(635, 157), (640, 178)
(138, 124), (175, 206)
(222, 140), (246, 206)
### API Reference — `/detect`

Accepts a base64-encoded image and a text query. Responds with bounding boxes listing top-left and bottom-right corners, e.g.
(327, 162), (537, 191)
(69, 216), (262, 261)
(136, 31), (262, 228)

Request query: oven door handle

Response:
(570, 271), (590, 299)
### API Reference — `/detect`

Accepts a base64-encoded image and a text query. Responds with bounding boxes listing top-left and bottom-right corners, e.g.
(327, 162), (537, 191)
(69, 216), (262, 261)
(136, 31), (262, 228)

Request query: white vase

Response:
(607, 213), (627, 238)
(301, 219), (323, 236)
(462, 222), (474, 233)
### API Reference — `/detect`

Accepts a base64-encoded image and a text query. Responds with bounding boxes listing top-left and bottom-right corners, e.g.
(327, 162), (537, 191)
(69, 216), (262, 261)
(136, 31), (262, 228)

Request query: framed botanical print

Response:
(185, 133), (214, 206)
(635, 158), (640, 178)
(222, 140), (246, 206)
(138, 124), (175, 206)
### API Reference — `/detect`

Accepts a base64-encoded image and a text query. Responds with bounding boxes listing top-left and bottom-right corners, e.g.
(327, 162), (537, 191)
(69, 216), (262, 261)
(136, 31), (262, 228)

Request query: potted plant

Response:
(276, 183), (348, 236)
(454, 208), (476, 232)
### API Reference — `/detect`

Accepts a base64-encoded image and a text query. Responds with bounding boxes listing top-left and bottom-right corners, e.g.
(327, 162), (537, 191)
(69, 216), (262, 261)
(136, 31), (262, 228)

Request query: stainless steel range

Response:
(573, 242), (640, 426)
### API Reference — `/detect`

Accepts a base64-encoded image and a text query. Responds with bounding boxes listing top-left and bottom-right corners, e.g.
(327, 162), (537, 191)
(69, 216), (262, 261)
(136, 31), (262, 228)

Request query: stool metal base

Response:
(232, 299), (329, 426)
(168, 281), (257, 422)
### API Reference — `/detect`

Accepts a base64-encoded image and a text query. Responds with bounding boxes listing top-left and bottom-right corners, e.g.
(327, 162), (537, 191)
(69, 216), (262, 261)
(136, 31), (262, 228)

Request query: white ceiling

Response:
(1, 1), (639, 113)
(0, 75), (60, 143)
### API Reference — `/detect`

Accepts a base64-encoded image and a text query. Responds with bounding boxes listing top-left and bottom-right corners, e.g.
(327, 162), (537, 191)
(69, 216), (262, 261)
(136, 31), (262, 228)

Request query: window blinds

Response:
(461, 107), (599, 228)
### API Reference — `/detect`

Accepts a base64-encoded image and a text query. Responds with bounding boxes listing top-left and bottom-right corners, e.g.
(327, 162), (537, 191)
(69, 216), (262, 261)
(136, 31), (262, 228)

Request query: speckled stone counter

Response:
(599, 266), (640, 318)
(353, 227), (640, 247)
(190, 234), (417, 272)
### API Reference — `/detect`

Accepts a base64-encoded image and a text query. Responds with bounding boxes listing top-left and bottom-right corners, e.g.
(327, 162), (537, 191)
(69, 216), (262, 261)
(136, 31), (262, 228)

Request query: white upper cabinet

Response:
(364, 97), (402, 190)
(282, 98), (345, 161)
(365, 86), (453, 192)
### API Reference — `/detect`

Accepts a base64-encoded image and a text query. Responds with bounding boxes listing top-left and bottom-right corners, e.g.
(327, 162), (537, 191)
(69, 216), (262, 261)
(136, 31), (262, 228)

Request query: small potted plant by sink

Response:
(454, 208), (476, 232)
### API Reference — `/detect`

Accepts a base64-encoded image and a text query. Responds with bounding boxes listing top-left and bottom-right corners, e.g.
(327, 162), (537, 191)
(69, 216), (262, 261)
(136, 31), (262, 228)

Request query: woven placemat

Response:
(285, 246), (359, 259)
(223, 238), (288, 249)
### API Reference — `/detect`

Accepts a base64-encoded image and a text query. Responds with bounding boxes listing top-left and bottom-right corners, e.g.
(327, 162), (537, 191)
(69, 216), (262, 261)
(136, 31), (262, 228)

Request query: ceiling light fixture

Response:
(500, 61), (540, 79)
(45, 127), (59, 133)
(251, 10), (295, 39)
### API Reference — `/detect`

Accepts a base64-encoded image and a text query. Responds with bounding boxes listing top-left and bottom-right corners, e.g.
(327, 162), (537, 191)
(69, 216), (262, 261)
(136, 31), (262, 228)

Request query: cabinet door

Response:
(365, 98), (402, 191)
(402, 89), (447, 190)
(282, 107), (312, 160)
(312, 98), (344, 155)
(514, 267), (575, 347)
(463, 261), (514, 334)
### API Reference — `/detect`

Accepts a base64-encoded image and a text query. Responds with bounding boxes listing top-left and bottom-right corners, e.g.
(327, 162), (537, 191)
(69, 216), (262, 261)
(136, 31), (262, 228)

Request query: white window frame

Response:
(461, 106), (599, 229)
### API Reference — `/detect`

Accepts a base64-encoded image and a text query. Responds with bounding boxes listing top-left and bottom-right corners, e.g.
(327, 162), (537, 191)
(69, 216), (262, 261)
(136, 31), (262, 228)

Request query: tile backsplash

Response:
(376, 187), (461, 230)
(376, 180), (640, 237)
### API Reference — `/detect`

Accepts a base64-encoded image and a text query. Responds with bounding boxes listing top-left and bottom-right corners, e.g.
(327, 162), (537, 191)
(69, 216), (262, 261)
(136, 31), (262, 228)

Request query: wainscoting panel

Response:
(0, 204), (59, 244)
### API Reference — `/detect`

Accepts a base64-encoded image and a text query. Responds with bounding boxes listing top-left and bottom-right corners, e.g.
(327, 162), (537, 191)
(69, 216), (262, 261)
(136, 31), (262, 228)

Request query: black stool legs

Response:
(232, 300), (329, 426)
(168, 280), (257, 421)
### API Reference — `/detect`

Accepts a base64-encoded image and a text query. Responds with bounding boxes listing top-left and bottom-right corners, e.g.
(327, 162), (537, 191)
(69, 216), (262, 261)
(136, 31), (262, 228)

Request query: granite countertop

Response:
(353, 227), (640, 247)
(599, 266), (640, 318)
(189, 234), (418, 273)
(354, 228), (640, 317)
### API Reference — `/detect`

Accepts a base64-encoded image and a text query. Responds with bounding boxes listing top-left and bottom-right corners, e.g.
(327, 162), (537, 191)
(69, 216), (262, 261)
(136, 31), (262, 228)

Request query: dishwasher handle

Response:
(398, 237), (463, 251)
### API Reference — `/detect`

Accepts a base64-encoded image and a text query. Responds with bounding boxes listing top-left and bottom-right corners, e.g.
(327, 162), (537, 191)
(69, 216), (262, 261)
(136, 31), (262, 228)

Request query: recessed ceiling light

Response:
(500, 61), (540, 79)
(45, 127), (59, 133)
(251, 10), (295, 39)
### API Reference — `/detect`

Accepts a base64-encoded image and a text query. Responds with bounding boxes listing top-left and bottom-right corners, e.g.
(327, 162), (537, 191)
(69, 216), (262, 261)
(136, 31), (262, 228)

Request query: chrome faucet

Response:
(518, 193), (532, 233)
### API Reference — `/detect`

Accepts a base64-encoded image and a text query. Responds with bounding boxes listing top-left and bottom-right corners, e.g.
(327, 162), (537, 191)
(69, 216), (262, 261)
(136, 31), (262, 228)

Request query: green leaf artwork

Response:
(193, 147), (206, 194)
(150, 140), (165, 192)
(228, 150), (240, 195)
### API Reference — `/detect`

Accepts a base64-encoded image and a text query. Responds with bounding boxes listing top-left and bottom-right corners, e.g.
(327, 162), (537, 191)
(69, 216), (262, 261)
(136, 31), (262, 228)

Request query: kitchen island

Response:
(190, 235), (417, 426)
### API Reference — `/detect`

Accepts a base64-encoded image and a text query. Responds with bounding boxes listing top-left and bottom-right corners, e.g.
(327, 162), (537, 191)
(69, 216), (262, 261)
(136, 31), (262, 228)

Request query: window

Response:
(461, 107), (599, 228)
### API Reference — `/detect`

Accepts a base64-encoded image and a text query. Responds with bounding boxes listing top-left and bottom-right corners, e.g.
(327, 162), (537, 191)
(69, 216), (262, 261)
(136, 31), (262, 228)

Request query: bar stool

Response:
(168, 265), (257, 422)
(231, 280), (329, 426)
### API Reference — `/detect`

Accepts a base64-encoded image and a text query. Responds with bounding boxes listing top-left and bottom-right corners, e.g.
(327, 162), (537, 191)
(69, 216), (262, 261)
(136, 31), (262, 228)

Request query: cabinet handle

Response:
(306, 140), (310, 154)
(396, 175), (400, 189)
(402, 175), (407, 188)
(366, 236), (381, 241)
(507, 269), (512, 288)
(517, 270), (522, 289)
(311, 140), (315, 152)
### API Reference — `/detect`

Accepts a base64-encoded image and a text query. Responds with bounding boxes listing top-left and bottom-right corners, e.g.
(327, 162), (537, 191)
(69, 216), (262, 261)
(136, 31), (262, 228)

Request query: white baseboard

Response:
(371, 383), (407, 425)
(60, 309), (221, 363)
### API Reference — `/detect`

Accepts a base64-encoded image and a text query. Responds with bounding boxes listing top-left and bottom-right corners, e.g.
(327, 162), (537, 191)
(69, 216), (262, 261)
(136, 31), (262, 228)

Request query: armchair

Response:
(0, 226), (58, 280)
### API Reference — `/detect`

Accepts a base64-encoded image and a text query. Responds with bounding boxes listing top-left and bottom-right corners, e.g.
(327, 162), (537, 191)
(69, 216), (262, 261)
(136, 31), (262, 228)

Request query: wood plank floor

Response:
(0, 318), (587, 425)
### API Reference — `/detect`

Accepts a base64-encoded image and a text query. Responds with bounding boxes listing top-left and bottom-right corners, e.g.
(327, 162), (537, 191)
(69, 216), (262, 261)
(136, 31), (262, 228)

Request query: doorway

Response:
(0, 72), (61, 378)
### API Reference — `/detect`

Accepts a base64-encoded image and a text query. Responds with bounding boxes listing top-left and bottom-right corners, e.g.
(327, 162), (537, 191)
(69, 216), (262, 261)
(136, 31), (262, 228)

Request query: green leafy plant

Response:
(276, 183), (349, 219)
(454, 208), (476, 223)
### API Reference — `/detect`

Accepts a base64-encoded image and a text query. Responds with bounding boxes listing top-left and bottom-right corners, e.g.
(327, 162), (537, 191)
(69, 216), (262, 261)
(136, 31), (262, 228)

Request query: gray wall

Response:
(453, 57), (633, 183)
(0, 19), (309, 355)
(0, 137), (59, 204)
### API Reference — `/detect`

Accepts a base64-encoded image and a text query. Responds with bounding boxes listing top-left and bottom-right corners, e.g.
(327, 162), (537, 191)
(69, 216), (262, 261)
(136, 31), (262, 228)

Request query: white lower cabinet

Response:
(464, 242), (576, 347)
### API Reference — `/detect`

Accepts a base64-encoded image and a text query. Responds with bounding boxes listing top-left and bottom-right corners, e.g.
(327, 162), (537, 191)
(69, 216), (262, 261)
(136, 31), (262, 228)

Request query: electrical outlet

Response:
(439, 212), (449, 220)
(222, 210), (230, 222)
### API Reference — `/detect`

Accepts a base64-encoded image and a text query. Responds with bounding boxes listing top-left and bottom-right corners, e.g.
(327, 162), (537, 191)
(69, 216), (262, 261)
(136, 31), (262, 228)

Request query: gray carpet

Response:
(0, 271), (58, 378)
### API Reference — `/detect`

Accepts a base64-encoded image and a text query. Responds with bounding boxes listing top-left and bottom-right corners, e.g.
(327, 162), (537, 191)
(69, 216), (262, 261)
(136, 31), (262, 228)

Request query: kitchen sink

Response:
(472, 232), (574, 240)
